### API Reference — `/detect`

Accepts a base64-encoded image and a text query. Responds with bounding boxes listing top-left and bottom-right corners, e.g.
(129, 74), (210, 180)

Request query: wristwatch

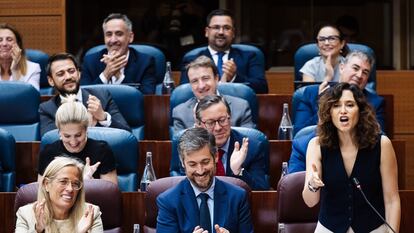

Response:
(308, 181), (320, 192)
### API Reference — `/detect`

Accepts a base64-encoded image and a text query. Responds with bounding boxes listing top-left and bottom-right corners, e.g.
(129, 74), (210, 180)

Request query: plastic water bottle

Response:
(140, 152), (157, 191)
(162, 61), (175, 94)
(280, 162), (288, 179)
(278, 103), (293, 140)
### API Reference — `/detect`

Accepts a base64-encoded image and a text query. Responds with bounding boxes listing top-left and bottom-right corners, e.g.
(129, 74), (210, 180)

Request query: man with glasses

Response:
(179, 9), (268, 94)
(177, 95), (269, 190)
(172, 55), (255, 134)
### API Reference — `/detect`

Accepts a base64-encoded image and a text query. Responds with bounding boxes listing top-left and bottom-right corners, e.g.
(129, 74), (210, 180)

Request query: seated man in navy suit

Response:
(180, 9), (268, 94)
(289, 51), (385, 173)
(157, 127), (253, 233)
(171, 95), (269, 190)
(81, 13), (156, 94)
(172, 55), (255, 134)
(40, 53), (130, 136)
(294, 50), (385, 135)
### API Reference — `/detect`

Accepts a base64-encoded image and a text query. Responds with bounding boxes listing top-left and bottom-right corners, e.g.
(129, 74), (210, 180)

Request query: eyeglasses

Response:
(200, 116), (230, 129)
(208, 25), (233, 32)
(317, 35), (340, 43)
(52, 178), (83, 190)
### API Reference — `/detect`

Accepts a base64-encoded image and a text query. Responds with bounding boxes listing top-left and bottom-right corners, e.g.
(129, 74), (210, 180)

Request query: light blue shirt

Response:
(190, 177), (216, 233)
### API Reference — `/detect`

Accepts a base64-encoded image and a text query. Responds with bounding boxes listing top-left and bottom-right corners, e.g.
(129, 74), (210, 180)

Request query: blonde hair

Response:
(38, 156), (85, 232)
(55, 95), (89, 129)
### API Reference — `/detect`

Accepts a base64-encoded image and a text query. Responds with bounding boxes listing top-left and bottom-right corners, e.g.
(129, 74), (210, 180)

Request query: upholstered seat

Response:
(26, 49), (53, 95)
(0, 128), (16, 192)
(41, 127), (139, 191)
(0, 82), (40, 141)
(82, 84), (145, 140)
(277, 171), (319, 233)
(14, 179), (122, 233)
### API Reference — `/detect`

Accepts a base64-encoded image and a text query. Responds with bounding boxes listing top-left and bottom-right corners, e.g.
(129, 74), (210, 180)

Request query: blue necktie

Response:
(199, 193), (211, 232)
(217, 52), (225, 77)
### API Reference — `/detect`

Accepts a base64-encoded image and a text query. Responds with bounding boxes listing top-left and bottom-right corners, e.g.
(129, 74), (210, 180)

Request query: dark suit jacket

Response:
(172, 95), (256, 134)
(39, 88), (131, 136)
(170, 129), (269, 190)
(180, 47), (268, 94)
(156, 178), (253, 233)
(80, 48), (156, 94)
(293, 85), (385, 135)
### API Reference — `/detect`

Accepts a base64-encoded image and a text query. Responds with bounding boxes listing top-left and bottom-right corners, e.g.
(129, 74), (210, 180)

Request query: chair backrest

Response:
(41, 127), (139, 192)
(14, 179), (122, 233)
(84, 44), (166, 84)
(169, 83), (259, 125)
(294, 43), (377, 92)
(183, 44), (265, 69)
(277, 171), (319, 233)
(0, 128), (16, 192)
(144, 176), (251, 232)
(170, 127), (269, 181)
(0, 82), (40, 141)
(82, 84), (145, 140)
(26, 49), (53, 95)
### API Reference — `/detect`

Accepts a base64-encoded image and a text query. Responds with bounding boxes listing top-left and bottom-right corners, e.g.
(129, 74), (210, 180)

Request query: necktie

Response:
(199, 193), (211, 232)
(216, 51), (225, 78)
(216, 149), (225, 176)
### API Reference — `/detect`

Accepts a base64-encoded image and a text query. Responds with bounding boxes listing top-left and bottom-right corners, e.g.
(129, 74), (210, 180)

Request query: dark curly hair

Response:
(317, 83), (380, 149)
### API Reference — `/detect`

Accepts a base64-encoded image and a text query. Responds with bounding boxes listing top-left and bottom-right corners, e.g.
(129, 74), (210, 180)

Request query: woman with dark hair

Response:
(300, 24), (346, 83)
(0, 23), (40, 90)
(302, 83), (400, 232)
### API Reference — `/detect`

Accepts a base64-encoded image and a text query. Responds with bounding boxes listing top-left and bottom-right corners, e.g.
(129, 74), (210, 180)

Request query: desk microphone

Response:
(352, 178), (396, 233)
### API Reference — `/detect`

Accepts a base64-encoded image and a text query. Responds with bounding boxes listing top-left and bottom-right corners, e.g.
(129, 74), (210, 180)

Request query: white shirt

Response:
(190, 177), (216, 233)
(207, 46), (236, 82)
(99, 51), (130, 84)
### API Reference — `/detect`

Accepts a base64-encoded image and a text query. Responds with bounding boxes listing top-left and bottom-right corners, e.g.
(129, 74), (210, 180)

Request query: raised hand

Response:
(77, 204), (95, 233)
(220, 59), (237, 82)
(83, 157), (101, 180)
(192, 226), (209, 233)
(33, 199), (46, 233)
(100, 51), (128, 80)
(215, 224), (230, 233)
(10, 44), (22, 70)
(310, 164), (324, 189)
(230, 137), (248, 175)
(87, 94), (106, 122)
(318, 81), (330, 95)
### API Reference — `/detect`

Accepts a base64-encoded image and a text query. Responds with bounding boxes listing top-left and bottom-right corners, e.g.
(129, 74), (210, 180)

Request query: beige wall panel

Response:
(0, 0), (63, 15)
(0, 16), (65, 54)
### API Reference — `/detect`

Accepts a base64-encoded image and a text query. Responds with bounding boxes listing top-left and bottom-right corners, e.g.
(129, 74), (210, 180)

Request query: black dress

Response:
(38, 138), (116, 179)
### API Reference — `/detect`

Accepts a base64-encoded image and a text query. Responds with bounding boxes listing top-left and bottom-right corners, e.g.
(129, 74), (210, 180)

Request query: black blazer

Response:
(81, 48), (156, 94)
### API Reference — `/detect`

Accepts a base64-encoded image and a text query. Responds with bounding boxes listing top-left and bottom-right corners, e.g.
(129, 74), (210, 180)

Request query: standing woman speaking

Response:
(303, 83), (400, 233)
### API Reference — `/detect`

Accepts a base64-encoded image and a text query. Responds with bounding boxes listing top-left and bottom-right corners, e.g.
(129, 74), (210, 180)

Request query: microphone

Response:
(352, 178), (396, 233)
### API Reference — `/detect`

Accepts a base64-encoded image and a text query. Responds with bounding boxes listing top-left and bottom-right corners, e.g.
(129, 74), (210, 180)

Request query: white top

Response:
(0, 60), (40, 90)
(299, 56), (345, 82)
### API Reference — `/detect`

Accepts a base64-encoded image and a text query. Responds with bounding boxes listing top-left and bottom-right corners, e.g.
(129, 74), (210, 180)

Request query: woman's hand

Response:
(77, 204), (95, 233)
(10, 44), (22, 70)
(309, 164), (325, 189)
(33, 199), (46, 233)
(83, 157), (101, 180)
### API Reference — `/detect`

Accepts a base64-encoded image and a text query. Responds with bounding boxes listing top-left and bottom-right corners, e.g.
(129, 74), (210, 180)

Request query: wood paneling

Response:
(257, 94), (292, 140)
(143, 95), (170, 140)
(15, 141), (40, 186)
(138, 140), (172, 179)
(0, 0), (66, 54)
